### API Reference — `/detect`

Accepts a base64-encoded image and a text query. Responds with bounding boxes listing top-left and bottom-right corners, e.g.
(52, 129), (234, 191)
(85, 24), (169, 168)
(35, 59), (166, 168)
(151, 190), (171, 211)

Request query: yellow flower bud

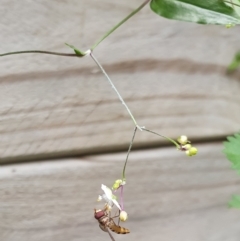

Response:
(225, 23), (235, 28)
(119, 211), (128, 221)
(186, 147), (198, 156)
(177, 135), (188, 145)
(112, 179), (123, 190)
(115, 179), (123, 184)
(112, 183), (120, 190)
(182, 144), (192, 150)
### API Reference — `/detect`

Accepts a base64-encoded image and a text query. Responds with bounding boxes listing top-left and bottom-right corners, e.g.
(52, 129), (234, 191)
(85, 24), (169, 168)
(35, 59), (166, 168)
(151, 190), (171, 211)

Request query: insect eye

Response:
(94, 210), (105, 219)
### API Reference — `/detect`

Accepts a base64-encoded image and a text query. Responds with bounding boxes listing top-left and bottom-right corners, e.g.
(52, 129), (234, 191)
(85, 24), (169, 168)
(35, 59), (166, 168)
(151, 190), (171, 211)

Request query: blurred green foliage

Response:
(223, 133), (240, 208)
(228, 51), (240, 72)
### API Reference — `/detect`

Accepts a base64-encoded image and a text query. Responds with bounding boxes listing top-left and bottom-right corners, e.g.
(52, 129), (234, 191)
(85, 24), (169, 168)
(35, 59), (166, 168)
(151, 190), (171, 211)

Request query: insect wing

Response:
(99, 223), (108, 232)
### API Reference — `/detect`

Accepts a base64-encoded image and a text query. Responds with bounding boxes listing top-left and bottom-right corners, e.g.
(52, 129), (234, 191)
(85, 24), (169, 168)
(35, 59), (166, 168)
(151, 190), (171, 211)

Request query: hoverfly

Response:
(94, 206), (130, 241)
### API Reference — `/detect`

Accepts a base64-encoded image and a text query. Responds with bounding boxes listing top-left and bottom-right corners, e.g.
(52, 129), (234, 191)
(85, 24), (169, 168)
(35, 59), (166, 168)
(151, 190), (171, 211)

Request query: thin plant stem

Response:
(106, 228), (116, 241)
(90, 0), (151, 51)
(0, 50), (79, 57)
(120, 185), (124, 210)
(142, 127), (180, 148)
(1, 0), (150, 58)
(90, 52), (141, 129)
(122, 127), (138, 180)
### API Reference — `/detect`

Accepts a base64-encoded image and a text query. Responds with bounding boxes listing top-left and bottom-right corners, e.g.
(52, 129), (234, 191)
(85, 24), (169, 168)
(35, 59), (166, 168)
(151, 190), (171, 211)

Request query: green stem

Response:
(0, 50), (79, 57)
(142, 127), (180, 148)
(122, 127), (138, 181)
(90, 0), (151, 50)
(90, 52), (141, 128)
(1, 0), (150, 58)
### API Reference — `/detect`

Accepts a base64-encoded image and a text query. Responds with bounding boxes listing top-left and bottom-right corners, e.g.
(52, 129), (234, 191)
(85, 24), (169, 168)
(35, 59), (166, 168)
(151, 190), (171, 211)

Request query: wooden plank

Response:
(1, 0), (240, 161)
(1, 143), (240, 241)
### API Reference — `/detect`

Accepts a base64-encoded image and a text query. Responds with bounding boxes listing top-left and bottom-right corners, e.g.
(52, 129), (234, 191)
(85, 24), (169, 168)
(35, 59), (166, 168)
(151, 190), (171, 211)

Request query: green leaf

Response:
(229, 195), (240, 208)
(65, 43), (85, 56)
(223, 133), (240, 171)
(228, 51), (240, 72)
(224, 134), (240, 208)
(221, 1), (240, 23)
(231, 0), (240, 16)
(150, 0), (240, 25)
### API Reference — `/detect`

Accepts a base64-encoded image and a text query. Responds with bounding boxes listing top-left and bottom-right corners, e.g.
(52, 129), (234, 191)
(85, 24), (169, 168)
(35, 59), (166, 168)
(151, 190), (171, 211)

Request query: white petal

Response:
(101, 184), (121, 210)
(102, 194), (112, 204)
(101, 184), (112, 200)
(112, 199), (122, 210)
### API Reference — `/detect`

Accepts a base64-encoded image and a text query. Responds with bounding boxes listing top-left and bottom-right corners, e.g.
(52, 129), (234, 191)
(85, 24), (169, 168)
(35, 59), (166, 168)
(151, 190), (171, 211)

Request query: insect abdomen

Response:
(109, 225), (130, 234)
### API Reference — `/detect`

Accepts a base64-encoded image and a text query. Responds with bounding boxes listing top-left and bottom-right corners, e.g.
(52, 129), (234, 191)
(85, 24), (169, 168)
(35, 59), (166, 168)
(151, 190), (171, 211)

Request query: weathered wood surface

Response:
(1, 0), (240, 162)
(1, 143), (240, 241)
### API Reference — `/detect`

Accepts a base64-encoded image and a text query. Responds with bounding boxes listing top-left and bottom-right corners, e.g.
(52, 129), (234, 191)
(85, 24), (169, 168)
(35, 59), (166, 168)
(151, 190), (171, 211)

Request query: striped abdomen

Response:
(108, 219), (130, 234)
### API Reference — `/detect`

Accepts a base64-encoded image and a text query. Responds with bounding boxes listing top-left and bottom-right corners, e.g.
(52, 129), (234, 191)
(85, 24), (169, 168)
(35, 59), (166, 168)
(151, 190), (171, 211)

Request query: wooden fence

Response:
(1, 0), (240, 241)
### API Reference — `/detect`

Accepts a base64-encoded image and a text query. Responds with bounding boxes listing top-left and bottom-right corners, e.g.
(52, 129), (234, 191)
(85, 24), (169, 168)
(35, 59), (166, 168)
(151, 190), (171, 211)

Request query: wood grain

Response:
(1, 0), (240, 161)
(1, 143), (240, 241)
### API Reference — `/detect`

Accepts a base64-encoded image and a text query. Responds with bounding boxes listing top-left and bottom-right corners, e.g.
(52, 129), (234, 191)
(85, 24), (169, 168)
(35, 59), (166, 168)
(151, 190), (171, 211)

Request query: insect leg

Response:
(109, 210), (120, 225)
(108, 210), (120, 225)
(111, 209), (120, 219)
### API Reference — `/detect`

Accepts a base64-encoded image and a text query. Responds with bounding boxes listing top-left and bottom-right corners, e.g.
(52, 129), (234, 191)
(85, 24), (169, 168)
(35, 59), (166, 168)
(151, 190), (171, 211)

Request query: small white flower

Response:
(99, 184), (122, 210)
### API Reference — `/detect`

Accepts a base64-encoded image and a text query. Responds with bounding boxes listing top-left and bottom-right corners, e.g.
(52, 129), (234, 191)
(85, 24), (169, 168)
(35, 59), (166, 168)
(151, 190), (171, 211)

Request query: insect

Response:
(94, 206), (130, 241)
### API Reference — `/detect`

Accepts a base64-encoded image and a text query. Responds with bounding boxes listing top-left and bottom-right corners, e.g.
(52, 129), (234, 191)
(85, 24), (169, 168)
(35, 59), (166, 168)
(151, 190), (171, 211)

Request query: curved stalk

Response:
(120, 185), (124, 210)
(122, 127), (138, 180)
(90, 52), (140, 128)
(142, 127), (180, 148)
(1, 0), (150, 58)
(90, 0), (151, 50)
(0, 50), (79, 57)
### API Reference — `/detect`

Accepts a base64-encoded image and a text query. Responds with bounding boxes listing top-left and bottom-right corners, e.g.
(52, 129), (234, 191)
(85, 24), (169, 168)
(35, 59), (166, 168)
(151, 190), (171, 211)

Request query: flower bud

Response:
(225, 23), (235, 28)
(112, 183), (120, 190)
(186, 147), (198, 156)
(182, 144), (192, 150)
(112, 179), (123, 190)
(177, 135), (188, 145)
(115, 179), (123, 184)
(119, 211), (128, 221)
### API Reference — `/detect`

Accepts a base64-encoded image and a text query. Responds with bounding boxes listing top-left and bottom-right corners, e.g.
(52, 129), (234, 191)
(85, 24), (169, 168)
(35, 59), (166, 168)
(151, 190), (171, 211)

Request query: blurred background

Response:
(1, 0), (240, 240)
